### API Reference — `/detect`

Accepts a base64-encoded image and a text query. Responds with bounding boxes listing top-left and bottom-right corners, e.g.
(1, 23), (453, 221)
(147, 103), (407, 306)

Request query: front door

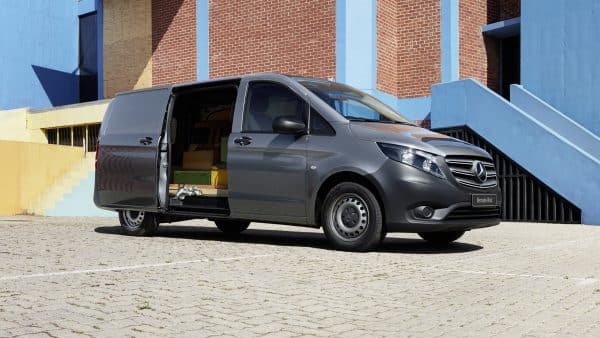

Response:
(228, 81), (308, 222)
(95, 88), (172, 209)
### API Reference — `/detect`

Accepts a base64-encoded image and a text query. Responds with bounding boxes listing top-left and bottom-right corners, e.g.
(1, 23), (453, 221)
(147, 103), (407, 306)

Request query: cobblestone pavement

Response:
(0, 216), (599, 337)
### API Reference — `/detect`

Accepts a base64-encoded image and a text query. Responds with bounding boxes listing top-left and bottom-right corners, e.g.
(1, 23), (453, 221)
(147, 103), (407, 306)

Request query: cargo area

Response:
(168, 83), (238, 213)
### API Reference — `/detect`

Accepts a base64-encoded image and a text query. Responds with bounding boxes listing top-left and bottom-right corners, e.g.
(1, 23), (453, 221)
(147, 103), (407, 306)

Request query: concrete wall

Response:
(0, 0), (79, 110)
(0, 141), (84, 215)
(521, 0), (600, 135)
(103, 0), (153, 98)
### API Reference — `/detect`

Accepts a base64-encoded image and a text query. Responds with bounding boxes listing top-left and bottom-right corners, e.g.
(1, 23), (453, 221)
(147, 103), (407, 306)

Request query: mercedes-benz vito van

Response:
(94, 73), (501, 251)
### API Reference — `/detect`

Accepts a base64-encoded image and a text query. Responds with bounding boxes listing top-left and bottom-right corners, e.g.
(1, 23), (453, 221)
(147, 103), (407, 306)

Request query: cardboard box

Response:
(182, 150), (213, 170)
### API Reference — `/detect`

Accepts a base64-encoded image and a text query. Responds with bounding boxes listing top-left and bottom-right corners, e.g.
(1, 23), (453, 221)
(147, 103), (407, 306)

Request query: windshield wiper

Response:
(345, 116), (381, 122)
(346, 116), (415, 125)
(380, 120), (416, 126)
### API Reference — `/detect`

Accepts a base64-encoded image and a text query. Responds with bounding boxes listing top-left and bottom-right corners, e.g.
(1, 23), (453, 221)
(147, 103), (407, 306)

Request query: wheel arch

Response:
(313, 171), (386, 229)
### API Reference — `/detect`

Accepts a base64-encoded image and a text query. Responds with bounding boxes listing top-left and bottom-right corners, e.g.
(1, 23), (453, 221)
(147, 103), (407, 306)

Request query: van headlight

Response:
(377, 143), (446, 179)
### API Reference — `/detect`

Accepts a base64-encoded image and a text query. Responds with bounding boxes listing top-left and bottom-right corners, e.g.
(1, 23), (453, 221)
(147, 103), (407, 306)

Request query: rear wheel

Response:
(118, 210), (159, 236)
(321, 182), (383, 252)
(215, 220), (250, 234)
(418, 231), (465, 244)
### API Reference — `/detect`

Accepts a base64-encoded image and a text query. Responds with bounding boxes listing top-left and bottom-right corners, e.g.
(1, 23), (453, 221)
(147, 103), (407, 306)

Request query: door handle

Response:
(139, 137), (153, 145)
(234, 136), (252, 146)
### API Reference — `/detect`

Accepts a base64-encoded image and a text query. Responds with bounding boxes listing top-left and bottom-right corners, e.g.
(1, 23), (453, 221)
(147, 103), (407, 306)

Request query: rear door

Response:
(94, 87), (172, 210)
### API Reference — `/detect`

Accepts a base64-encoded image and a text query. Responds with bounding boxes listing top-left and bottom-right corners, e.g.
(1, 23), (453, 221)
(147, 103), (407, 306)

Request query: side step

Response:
(169, 196), (230, 216)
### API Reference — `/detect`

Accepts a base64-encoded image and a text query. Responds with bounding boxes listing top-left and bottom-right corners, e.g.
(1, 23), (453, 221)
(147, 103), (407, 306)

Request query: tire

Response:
(418, 231), (465, 244)
(215, 220), (250, 234)
(118, 210), (159, 236)
(321, 182), (383, 252)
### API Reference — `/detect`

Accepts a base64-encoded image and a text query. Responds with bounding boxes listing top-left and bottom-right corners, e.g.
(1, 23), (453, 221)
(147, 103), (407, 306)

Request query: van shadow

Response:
(94, 225), (483, 254)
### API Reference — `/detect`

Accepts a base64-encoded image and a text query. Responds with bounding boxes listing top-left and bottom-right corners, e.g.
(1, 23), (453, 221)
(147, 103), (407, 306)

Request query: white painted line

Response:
(420, 266), (598, 285)
(451, 237), (596, 263)
(0, 254), (277, 282)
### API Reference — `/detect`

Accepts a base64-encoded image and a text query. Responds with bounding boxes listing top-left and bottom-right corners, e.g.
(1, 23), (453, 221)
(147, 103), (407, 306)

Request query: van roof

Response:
(113, 73), (329, 97)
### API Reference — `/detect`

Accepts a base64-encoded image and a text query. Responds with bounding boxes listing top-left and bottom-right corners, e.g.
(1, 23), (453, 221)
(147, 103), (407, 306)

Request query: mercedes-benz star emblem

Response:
(472, 161), (487, 183)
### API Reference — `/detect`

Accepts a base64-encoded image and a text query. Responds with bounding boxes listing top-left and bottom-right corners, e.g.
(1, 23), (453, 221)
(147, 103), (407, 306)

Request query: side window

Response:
(310, 107), (335, 136)
(242, 82), (307, 133)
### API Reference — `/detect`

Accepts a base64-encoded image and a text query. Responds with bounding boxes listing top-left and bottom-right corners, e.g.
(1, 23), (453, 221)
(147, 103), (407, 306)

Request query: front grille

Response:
(445, 157), (497, 189)
(446, 207), (501, 220)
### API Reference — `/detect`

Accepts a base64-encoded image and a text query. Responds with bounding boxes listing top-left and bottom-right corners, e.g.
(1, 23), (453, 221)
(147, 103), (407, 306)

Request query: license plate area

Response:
(471, 194), (498, 208)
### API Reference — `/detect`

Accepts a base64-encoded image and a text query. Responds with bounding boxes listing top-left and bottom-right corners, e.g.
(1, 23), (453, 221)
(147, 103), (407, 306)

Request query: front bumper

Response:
(368, 160), (502, 233)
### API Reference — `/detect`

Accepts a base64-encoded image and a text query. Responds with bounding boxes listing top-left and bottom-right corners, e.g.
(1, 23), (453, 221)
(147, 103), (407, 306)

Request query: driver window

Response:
(242, 82), (307, 133)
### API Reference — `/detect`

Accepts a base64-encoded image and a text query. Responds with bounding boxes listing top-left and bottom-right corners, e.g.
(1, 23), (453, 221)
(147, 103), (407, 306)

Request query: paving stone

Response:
(0, 217), (599, 336)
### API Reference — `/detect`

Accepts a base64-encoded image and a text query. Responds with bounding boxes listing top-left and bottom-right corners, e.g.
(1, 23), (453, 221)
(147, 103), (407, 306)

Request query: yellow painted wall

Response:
(103, 0), (153, 98)
(0, 141), (84, 215)
(0, 108), (46, 143)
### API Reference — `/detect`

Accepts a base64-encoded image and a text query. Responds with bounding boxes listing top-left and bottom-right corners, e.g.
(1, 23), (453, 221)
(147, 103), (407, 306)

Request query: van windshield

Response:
(299, 80), (413, 124)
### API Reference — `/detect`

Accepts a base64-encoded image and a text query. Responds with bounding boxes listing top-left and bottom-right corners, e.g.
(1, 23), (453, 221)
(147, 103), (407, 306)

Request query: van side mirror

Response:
(272, 116), (306, 135)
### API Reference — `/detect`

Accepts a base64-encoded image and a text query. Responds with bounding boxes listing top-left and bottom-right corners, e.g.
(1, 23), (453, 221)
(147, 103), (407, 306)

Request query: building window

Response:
(79, 13), (98, 102)
(46, 129), (57, 144)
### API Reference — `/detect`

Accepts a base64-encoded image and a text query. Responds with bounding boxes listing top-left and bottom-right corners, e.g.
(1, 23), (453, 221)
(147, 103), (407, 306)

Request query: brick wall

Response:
(103, 0), (152, 98)
(376, 0), (398, 95)
(209, 0), (335, 80)
(152, 0), (197, 86)
(376, 0), (440, 98)
(459, 0), (499, 92)
(499, 0), (520, 21)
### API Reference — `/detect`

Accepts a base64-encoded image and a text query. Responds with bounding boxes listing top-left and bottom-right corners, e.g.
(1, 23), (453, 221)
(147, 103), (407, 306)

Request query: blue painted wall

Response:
(47, 172), (114, 217)
(197, 0), (209, 80)
(0, 1), (80, 110)
(510, 85), (600, 161)
(521, 0), (600, 135)
(335, 0), (430, 120)
(441, 0), (459, 83)
(432, 79), (600, 225)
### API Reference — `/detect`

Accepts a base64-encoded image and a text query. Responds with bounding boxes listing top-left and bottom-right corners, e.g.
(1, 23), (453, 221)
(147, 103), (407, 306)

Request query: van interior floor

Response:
(167, 82), (238, 214)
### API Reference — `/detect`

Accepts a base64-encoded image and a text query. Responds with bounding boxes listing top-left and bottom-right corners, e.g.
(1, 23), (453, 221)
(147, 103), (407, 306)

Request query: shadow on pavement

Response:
(94, 225), (483, 254)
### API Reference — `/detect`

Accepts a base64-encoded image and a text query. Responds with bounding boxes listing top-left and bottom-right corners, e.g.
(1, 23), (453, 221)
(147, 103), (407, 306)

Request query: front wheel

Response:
(418, 231), (465, 244)
(118, 210), (159, 236)
(321, 182), (383, 252)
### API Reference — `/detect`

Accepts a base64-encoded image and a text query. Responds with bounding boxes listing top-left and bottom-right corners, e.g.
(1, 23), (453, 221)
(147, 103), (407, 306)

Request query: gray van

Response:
(94, 73), (501, 251)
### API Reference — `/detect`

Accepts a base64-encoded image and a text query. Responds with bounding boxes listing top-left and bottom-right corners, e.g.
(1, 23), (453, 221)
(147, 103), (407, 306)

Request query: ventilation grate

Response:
(435, 127), (581, 224)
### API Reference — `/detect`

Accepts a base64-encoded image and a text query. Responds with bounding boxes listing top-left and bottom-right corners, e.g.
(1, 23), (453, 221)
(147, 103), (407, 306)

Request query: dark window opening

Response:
(46, 129), (57, 144)
(87, 124), (101, 152)
(58, 128), (72, 146)
(73, 126), (85, 147)
(499, 36), (520, 99)
(79, 13), (98, 102)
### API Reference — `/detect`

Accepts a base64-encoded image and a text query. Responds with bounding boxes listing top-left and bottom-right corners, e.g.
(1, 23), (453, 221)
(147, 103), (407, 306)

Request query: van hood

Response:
(349, 122), (491, 158)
